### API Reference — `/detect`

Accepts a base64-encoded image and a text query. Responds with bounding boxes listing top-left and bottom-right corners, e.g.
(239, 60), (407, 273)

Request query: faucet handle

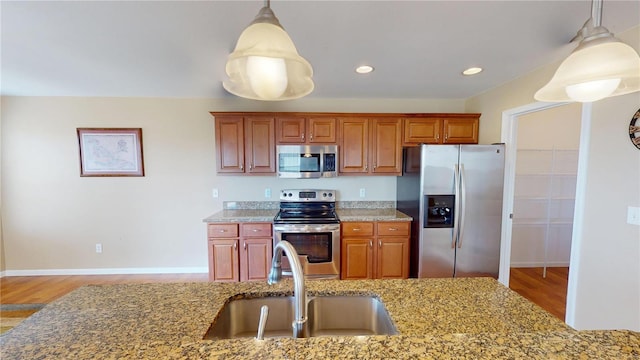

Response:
(256, 305), (269, 340)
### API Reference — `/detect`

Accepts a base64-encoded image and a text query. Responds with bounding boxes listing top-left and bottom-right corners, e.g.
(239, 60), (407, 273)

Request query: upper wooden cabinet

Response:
(403, 115), (479, 145)
(276, 117), (336, 144)
(212, 112), (480, 176)
(214, 115), (275, 175)
(339, 118), (402, 175)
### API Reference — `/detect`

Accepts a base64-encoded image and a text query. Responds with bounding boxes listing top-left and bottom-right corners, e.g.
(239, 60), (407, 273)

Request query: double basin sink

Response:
(205, 295), (398, 339)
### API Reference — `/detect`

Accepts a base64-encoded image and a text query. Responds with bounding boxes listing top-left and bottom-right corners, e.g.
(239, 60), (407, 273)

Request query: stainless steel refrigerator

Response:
(397, 144), (505, 278)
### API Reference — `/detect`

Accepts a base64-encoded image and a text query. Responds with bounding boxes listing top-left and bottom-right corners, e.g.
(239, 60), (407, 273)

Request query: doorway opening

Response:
(498, 101), (591, 326)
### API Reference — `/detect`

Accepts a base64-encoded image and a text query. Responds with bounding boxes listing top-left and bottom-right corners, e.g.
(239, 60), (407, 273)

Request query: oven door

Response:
(273, 223), (340, 279)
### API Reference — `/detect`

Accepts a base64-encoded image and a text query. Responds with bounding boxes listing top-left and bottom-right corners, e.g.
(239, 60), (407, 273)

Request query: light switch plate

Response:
(212, 188), (219, 198)
(627, 206), (640, 226)
(359, 188), (366, 198)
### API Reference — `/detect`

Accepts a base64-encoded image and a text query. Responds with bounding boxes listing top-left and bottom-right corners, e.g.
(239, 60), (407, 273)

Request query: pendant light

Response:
(534, 0), (640, 103)
(223, 0), (314, 101)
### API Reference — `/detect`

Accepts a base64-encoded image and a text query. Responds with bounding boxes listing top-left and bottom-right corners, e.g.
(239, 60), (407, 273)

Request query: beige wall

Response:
(0, 96), (463, 273)
(466, 25), (640, 331)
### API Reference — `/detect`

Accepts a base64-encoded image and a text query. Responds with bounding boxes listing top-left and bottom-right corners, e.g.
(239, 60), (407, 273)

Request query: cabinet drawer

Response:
(342, 222), (374, 237)
(377, 222), (410, 236)
(241, 223), (272, 238)
(207, 223), (239, 238)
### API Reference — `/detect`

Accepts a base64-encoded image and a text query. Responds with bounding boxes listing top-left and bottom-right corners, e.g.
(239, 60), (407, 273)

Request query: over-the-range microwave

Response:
(276, 144), (338, 178)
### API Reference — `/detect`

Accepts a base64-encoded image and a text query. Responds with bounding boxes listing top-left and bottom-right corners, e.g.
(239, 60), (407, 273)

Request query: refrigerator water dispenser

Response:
(424, 195), (454, 228)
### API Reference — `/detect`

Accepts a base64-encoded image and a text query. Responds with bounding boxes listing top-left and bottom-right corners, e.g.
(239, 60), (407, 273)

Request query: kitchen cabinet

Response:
(276, 117), (337, 144)
(403, 115), (479, 145)
(341, 221), (409, 280)
(338, 118), (402, 175)
(214, 116), (275, 174)
(207, 222), (273, 282)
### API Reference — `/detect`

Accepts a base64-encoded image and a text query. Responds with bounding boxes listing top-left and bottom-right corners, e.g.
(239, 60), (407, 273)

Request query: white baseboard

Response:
(0, 270), (6, 278)
(1, 267), (208, 277)
(510, 261), (570, 268)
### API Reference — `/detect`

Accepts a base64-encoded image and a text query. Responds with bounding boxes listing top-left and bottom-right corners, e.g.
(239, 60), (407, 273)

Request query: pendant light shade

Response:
(535, 0), (640, 103)
(223, 3), (314, 101)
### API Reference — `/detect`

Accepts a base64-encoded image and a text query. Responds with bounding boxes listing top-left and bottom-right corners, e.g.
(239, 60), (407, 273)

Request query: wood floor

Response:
(1, 269), (568, 320)
(509, 267), (569, 320)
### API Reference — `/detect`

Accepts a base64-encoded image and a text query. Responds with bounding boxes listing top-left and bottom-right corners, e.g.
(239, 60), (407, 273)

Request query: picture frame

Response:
(77, 128), (145, 177)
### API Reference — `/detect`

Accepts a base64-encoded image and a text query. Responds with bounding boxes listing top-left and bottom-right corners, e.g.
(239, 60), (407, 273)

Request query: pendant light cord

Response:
(592, 0), (602, 27)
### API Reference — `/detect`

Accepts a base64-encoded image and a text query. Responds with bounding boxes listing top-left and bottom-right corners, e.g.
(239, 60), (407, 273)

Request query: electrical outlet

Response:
(628, 206), (640, 226)
(212, 188), (219, 198)
(95, 243), (103, 253)
(359, 188), (366, 198)
(265, 188), (271, 198)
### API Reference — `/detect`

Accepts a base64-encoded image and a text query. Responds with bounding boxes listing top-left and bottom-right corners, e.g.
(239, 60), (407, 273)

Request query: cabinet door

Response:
(403, 118), (441, 145)
(338, 118), (368, 173)
(308, 118), (336, 143)
(341, 238), (374, 280)
(371, 119), (402, 175)
(208, 239), (239, 282)
(245, 117), (276, 173)
(240, 238), (273, 282)
(376, 237), (410, 279)
(215, 117), (245, 173)
(276, 117), (306, 144)
(443, 117), (479, 144)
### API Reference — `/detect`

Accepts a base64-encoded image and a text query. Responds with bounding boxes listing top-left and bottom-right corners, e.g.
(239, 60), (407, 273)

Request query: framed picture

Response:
(77, 128), (145, 177)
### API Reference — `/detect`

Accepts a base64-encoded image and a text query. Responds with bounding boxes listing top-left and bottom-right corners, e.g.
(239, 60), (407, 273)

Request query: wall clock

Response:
(630, 108), (640, 150)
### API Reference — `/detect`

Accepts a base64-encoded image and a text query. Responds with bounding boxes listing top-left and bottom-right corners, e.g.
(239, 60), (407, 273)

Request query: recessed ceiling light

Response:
(356, 65), (374, 74)
(462, 67), (483, 76)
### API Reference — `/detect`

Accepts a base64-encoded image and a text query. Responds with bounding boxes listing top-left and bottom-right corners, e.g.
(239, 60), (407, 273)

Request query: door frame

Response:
(498, 101), (591, 326)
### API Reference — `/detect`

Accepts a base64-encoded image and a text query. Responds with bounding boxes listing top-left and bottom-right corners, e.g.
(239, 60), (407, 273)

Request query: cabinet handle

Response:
(234, 242), (237, 250)
(445, 133), (448, 141)
(252, 229), (259, 232)
(379, 240), (382, 248)
(301, 133), (305, 141)
(243, 242), (247, 250)
(369, 240), (373, 248)
(249, 162), (253, 170)
(365, 163), (368, 171)
(219, 229), (226, 233)
(388, 228), (398, 231)
(436, 133), (439, 141)
(310, 133), (313, 141)
(353, 228), (360, 231)
(240, 163), (244, 170)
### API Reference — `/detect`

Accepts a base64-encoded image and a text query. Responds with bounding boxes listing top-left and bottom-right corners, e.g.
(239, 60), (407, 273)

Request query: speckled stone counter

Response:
(336, 208), (412, 222)
(202, 209), (278, 223)
(2, 278), (638, 359)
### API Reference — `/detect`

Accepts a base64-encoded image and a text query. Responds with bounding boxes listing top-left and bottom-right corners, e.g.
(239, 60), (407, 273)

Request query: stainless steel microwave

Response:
(276, 145), (338, 178)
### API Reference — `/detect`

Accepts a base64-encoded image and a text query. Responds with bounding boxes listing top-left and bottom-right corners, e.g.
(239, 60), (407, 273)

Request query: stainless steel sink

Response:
(307, 295), (398, 337)
(204, 295), (397, 339)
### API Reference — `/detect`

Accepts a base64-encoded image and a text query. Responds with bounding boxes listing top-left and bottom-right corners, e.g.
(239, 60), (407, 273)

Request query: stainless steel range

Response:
(273, 189), (340, 279)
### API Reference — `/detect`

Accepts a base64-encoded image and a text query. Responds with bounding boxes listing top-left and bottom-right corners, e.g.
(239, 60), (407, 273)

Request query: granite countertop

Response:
(202, 208), (411, 223)
(2, 278), (638, 359)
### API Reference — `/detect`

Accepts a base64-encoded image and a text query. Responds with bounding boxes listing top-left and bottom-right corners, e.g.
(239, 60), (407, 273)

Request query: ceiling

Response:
(2, 0), (639, 100)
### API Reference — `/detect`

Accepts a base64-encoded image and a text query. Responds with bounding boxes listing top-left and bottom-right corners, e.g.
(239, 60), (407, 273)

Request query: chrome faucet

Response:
(268, 240), (307, 338)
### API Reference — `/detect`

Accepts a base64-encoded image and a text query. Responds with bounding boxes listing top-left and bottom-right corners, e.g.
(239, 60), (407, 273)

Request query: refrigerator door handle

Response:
(452, 164), (460, 249)
(458, 163), (467, 248)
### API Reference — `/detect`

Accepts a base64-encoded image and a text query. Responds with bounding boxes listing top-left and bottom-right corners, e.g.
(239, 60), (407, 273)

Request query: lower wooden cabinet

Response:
(207, 222), (273, 282)
(341, 221), (410, 280)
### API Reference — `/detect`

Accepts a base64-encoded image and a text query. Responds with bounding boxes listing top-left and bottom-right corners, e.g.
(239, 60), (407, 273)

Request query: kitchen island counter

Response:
(3, 278), (637, 359)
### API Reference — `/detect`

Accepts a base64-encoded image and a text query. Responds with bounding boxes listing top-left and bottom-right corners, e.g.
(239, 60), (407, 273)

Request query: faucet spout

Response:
(269, 240), (307, 338)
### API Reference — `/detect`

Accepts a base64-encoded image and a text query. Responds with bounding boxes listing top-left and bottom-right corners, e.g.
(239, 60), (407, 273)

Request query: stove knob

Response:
(323, 192), (327, 197)
(288, 193), (293, 197)
(328, 192), (333, 197)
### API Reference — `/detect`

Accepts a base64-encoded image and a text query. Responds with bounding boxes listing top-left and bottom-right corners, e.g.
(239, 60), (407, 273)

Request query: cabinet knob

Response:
(243, 242), (247, 250)
(369, 240), (373, 248)
(310, 133), (313, 141)
(445, 133), (448, 141)
(301, 133), (305, 141)
(379, 240), (382, 248)
(219, 229), (226, 233)
(365, 164), (368, 171)
(233, 242), (237, 250)
(240, 163), (244, 170)
(436, 133), (440, 141)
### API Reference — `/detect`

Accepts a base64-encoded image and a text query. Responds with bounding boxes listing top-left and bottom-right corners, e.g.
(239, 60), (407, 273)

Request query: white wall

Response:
(0, 96), (463, 273)
(466, 25), (640, 331)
